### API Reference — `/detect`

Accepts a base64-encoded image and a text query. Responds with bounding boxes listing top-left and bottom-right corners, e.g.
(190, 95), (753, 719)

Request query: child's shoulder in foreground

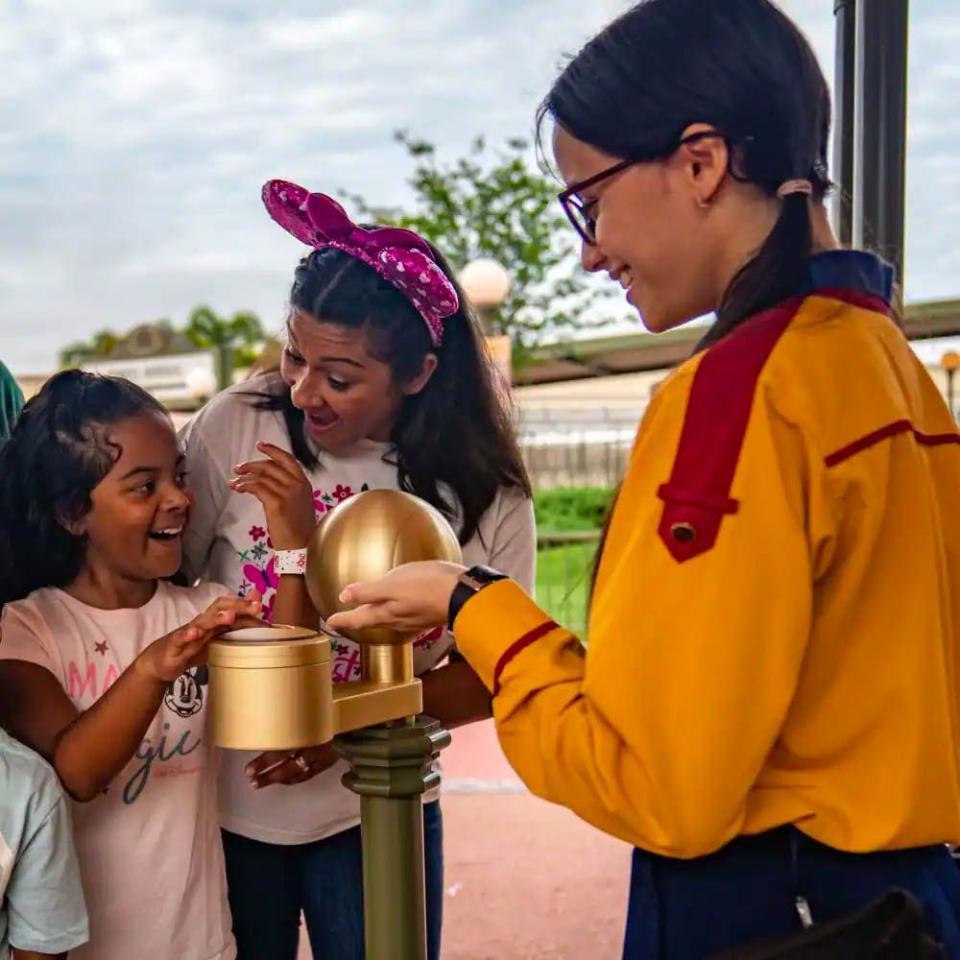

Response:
(0, 725), (63, 821)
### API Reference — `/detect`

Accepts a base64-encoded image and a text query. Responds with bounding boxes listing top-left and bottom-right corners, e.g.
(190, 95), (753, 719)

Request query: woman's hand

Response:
(230, 442), (316, 550)
(245, 743), (340, 789)
(137, 592), (263, 683)
(325, 561), (465, 637)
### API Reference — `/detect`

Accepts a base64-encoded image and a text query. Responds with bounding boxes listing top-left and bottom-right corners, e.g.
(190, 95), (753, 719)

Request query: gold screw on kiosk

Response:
(208, 489), (461, 960)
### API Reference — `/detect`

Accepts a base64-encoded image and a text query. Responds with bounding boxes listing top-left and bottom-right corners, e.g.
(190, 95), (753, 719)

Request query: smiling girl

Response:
(0, 371), (261, 960)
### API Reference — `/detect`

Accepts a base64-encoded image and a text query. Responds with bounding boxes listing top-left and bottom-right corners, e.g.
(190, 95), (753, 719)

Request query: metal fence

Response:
(517, 406), (643, 491)
(535, 530), (602, 640)
(518, 407), (635, 639)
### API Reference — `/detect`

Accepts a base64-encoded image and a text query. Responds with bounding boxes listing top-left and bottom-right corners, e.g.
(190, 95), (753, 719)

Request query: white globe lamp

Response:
(186, 365), (218, 402)
(459, 258), (511, 310)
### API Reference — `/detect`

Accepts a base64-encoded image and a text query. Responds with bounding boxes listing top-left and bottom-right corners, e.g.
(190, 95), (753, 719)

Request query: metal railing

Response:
(517, 407), (643, 491)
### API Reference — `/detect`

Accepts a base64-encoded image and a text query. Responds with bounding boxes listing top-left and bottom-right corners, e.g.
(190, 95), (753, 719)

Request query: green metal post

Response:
(833, 0), (857, 246)
(854, 0), (910, 285)
(336, 719), (451, 960)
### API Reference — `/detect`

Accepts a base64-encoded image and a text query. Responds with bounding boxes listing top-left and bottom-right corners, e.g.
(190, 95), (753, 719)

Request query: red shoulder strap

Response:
(656, 298), (802, 562)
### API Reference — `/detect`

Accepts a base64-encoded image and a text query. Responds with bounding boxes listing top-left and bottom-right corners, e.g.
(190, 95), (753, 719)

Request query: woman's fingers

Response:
(337, 579), (394, 606)
(255, 442), (309, 482)
(231, 460), (295, 492)
(230, 476), (289, 504)
(331, 562), (463, 632)
(326, 602), (413, 635)
(245, 749), (330, 788)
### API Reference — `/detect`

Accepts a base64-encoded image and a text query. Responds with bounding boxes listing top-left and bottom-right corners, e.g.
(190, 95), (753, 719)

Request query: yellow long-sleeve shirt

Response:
(455, 274), (960, 859)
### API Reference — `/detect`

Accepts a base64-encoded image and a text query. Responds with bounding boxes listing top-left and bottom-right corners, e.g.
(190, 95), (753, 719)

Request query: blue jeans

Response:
(624, 826), (960, 959)
(222, 800), (443, 960)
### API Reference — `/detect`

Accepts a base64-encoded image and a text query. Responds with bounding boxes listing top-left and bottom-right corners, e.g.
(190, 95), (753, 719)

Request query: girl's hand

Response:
(325, 561), (465, 638)
(137, 592), (263, 683)
(230, 442), (316, 550)
(245, 743), (339, 789)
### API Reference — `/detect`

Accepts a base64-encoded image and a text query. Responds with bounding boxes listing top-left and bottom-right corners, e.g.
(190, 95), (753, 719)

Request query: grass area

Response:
(535, 539), (598, 639)
(533, 487), (614, 533)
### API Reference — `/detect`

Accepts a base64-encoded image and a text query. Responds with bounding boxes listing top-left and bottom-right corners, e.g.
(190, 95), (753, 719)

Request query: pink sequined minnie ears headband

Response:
(262, 180), (459, 347)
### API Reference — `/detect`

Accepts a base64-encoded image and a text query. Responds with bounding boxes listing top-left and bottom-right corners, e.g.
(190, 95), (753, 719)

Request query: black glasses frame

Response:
(557, 131), (738, 245)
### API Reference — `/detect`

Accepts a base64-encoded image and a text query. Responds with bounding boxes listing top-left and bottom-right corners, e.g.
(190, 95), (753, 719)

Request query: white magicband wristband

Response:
(274, 548), (308, 576)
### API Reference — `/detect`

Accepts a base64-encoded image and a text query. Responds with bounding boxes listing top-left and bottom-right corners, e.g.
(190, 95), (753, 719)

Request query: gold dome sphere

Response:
(306, 489), (462, 645)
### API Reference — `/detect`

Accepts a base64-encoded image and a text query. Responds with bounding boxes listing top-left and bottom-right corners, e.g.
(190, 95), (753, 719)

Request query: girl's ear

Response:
(57, 509), (87, 537)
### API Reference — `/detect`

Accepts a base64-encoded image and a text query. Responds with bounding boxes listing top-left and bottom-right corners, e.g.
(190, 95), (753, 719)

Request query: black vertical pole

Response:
(854, 0), (910, 287)
(833, 0), (857, 247)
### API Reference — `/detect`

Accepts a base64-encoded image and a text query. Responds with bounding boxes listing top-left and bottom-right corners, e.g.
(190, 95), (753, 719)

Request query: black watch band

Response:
(447, 565), (508, 630)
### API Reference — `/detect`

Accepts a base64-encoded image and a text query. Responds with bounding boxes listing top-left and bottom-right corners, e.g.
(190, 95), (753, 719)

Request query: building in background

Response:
(81, 323), (219, 411)
(12, 296), (960, 484)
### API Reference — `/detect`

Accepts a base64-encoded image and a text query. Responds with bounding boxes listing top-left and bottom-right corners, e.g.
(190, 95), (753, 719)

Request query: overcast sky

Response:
(1, 0), (956, 373)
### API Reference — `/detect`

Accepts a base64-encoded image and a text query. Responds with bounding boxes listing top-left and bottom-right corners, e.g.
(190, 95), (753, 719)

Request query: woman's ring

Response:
(293, 753), (310, 774)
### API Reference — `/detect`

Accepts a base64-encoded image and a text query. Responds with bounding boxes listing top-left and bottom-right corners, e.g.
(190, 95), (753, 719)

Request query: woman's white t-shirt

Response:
(180, 375), (536, 845)
(0, 581), (235, 960)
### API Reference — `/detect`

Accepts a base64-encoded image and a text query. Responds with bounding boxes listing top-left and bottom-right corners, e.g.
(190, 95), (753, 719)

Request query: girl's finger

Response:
(177, 635), (212, 664)
(209, 594), (261, 613)
(206, 596), (261, 619)
(192, 607), (240, 635)
(169, 625), (201, 650)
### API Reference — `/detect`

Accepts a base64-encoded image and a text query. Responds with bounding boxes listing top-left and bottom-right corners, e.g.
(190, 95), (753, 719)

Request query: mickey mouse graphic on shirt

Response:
(164, 665), (208, 718)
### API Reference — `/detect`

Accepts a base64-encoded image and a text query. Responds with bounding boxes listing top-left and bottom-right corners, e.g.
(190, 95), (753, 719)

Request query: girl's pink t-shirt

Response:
(0, 580), (235, 960)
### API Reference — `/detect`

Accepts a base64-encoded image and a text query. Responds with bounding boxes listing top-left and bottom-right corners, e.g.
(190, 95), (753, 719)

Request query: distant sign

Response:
(84, 350), (217, 407)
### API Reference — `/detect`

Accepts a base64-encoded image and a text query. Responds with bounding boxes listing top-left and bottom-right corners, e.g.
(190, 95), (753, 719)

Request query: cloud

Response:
(0, 0), (956, 372)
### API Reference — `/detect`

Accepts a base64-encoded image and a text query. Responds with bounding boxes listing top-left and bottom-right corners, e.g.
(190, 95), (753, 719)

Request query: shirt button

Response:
(670, 521), (697, 543)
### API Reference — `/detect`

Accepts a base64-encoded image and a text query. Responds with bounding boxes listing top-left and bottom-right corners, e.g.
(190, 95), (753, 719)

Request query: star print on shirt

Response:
(94, 641), (109, 656)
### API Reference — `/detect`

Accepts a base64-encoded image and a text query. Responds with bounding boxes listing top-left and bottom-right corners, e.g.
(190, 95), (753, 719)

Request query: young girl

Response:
(0, 371), (262, 960)
(179, 182), (536, 960)
(326, 1), (960, 957)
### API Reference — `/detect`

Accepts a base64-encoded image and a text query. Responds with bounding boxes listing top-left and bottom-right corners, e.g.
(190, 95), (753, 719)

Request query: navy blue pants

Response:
(222, 800), (443, 960)
(624, 826), (960, 958)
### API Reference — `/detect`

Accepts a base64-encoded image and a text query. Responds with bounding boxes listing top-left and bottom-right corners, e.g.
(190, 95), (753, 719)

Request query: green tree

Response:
(58, 328), (121, 368)
(183, 306), (265, 389)
(346, 132), (614, 352)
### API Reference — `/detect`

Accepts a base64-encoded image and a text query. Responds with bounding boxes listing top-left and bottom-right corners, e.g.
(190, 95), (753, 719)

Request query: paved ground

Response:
(298, 720), (631, 958)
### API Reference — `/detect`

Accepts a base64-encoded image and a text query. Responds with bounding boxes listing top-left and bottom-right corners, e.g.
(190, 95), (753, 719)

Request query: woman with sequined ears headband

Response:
(326, 1), (960, 956)
(178, 182), (534, 960)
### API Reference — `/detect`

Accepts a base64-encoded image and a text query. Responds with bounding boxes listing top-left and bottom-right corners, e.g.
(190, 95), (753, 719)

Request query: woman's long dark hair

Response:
(253, 244), (530, 545)
(0, 370), (167, 605)
(539, 0), (832, 348)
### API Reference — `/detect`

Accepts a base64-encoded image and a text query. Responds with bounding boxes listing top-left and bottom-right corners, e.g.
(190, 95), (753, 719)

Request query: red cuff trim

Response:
(825, 420), (960, 467)
(492, 620), (558, 696)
